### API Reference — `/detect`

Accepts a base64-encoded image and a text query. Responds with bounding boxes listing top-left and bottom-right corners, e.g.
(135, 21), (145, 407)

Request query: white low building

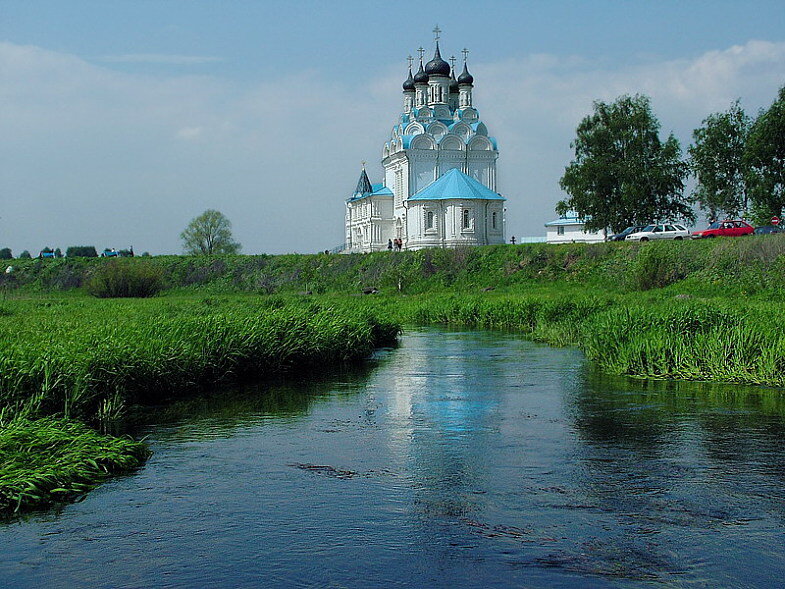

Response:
(545, 213), (604, 244)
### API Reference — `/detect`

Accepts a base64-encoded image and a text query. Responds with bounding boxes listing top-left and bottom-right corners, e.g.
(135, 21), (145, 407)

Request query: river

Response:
(2, 328), (785, 588)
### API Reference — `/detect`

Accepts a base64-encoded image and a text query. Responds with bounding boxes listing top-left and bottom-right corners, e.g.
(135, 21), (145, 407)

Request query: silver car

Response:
(626, 223), (690, 242)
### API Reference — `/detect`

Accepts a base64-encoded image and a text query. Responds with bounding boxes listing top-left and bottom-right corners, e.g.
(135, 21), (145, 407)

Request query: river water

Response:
(3, 328), (785, 588)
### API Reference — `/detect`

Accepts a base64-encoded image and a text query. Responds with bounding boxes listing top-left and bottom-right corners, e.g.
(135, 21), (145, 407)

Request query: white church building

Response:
(345, 34), (506, 252)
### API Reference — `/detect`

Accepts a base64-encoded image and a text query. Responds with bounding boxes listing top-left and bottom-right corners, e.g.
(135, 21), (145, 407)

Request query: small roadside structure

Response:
(544, 212), (604, 244)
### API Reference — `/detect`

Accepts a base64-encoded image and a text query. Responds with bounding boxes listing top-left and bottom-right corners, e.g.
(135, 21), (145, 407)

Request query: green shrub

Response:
(86, 261), (164, 298)
(66, 246), (98, 258)
(631, 243), (688, 290)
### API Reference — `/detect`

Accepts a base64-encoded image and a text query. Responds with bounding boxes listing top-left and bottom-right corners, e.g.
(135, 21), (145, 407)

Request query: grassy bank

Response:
(4, 236), (785, 514)
(0, 297), (399, 420)
(398, 293), (785, 387)
(0, 296), (399, 514)
(4, 234), (785, 297)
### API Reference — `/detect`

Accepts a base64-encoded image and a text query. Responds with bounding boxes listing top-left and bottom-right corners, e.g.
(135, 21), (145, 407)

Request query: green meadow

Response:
(3, 235), (785, 514)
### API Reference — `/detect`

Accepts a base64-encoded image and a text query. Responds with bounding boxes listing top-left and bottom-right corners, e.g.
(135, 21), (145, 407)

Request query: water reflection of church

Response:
(345, 29), (506, 252)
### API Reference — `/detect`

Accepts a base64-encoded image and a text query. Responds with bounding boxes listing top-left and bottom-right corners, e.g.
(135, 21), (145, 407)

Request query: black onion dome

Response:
(449, 69), (459, 92)
(403, 68), (415, 91)
(457, 61), (474, 85)
(413, 61), (429, 84)
(425, 43), (451, 77)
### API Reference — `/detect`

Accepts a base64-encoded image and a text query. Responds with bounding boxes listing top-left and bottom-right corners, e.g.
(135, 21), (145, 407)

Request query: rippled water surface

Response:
(3, 328), (785, 588)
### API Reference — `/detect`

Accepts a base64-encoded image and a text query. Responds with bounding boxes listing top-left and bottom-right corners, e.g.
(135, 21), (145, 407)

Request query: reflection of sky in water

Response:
(2, 328), (785, 588)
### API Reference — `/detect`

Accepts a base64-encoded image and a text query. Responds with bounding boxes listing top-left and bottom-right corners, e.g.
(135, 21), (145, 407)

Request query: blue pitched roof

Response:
(371, 183), (393, 196)
(408, 168), (505, 201)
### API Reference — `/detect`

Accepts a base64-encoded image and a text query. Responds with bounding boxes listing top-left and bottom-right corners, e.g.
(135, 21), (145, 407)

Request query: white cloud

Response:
(176, 126), (203, 140)
(0, 40), (783, 254)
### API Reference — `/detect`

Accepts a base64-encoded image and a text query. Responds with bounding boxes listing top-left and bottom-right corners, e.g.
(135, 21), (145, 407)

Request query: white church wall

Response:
(412, 157), (436, 193)
(438, 148), (464, 176)
(468, 161), (489, 186)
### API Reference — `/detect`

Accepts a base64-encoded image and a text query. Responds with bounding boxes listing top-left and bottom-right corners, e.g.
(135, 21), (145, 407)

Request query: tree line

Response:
(0, 246), (142, 260)
(557, 86), (785, 233)
(2, 210), (241, 260)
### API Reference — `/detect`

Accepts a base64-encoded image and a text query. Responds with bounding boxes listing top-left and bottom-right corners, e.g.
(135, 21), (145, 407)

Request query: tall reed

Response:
(0, 297), (400, 419)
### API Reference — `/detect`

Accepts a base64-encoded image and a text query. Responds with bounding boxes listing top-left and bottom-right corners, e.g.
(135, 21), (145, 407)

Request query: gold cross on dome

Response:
(433, 25), (441, 42)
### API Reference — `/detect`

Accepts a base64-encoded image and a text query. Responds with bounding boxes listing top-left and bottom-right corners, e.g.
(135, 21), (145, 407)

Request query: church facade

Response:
(345, 37), (506, 252)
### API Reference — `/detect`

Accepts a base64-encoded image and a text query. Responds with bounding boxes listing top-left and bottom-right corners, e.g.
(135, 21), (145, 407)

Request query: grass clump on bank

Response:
(0, 416), (149, 516)
(0, 297), (400, 420)
(395, 292), (785, 387)
(86, 260), (164, 298)
(581, 303), (785, 385)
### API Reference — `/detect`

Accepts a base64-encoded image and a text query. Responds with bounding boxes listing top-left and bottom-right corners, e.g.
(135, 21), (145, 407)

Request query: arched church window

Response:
(426, 210), (434, 230)
(492, 211), (498, 229)
(462, 209), (471, 230)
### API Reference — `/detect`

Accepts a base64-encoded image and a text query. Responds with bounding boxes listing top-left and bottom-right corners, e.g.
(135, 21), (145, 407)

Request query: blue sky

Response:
(2, 1), (785, 254)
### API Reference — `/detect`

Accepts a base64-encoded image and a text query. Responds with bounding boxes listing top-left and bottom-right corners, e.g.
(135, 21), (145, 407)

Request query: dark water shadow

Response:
(108, 345), (397, 441)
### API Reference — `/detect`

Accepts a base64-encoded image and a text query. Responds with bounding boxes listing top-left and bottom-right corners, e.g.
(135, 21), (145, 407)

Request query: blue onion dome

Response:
(403, 67), (415, 91)
(413, 61), (429, 85)
(425, 43), (451, 77)
(457, 61), (474, 86)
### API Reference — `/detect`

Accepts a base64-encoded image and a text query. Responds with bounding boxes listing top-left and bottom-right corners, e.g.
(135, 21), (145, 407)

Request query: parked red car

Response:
(691, 220), (754, 239)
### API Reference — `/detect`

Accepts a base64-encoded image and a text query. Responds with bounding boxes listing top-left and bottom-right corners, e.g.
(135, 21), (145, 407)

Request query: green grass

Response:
(0, 416), (149, 516)
(4, 234), (785, 297)
(0, 296), (399, 420)
(375, 291), (785, 387)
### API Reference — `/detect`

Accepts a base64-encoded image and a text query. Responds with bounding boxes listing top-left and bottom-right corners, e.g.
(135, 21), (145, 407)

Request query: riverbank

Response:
(4, 235), (785, 297)
(4, 237), (785, 514)
(399, 293), (785, 386)
(0, 297), (399, 515)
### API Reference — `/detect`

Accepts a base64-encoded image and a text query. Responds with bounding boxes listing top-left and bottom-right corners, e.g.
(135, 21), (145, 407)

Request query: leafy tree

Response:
(558, 94), (693, 234)
(689, 100), (751, 220)
(54, 248), (63, 258)
(180, 209), (241, 255)
(0, 248), (12, 260)
(745, 86), (785, 223)
(66, 246), (98, 258)
(19, 250), (31, 259)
